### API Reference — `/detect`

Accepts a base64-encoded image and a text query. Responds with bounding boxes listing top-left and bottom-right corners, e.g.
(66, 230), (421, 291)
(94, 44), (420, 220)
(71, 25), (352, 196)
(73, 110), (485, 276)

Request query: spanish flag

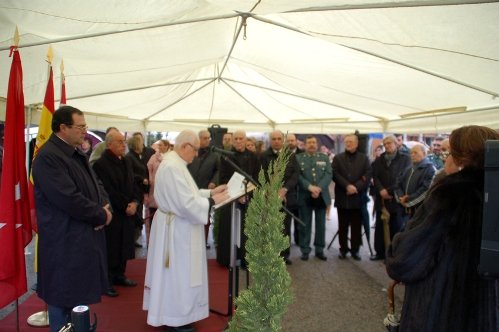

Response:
(28, 52), (55, 233)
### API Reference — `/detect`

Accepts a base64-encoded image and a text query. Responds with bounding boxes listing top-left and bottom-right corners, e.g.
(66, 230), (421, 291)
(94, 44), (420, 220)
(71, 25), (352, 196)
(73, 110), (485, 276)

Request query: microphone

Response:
(209, 145), (235, 156)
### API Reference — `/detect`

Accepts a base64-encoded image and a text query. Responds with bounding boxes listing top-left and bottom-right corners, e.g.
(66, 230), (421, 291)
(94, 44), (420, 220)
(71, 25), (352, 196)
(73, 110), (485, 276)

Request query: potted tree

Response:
(228, 152), (293, 331)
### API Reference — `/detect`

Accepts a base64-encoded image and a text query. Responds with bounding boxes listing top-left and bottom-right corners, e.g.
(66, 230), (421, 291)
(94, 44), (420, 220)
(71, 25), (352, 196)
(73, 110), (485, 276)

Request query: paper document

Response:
(214, 172), (256, 209)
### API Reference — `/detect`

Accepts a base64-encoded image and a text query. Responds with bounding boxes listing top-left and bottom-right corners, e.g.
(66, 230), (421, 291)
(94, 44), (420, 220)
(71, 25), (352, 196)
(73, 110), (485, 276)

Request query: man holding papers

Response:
(143, 130), (228, 331)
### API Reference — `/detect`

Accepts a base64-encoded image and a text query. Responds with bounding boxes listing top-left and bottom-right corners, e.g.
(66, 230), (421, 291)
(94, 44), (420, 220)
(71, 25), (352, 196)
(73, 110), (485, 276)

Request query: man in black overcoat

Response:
(332, 134), (371, 260)
(217, 130), (260, 268)
(370, 135), (411, 260)
(93, 130), (142, 296)
(188, 130), (220, 246)
(260, 130), (299, 265)
(32, 106), (112, 332)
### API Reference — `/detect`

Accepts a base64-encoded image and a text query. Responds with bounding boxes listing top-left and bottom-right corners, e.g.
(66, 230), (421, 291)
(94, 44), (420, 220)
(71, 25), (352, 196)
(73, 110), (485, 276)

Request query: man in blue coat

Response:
(32, 106), (112, 332)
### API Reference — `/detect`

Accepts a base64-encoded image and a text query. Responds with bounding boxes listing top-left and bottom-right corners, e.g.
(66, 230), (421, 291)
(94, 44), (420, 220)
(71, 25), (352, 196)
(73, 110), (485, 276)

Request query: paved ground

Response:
(1, 200), (404, 331)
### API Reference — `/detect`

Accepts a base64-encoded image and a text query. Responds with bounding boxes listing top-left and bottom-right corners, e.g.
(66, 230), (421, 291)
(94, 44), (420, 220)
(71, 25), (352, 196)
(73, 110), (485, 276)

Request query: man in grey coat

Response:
(32, 106), (112, 332)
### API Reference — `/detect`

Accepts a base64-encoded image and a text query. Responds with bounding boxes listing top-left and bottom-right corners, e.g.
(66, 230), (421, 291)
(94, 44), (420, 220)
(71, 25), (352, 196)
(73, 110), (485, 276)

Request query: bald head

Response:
(175, 130), (198, 151)
(175, 130), (199, 164)
(198, 130), (211, 148)
(270, 130), (284, 151)
(286, 133), (298, 150)
(106, 130), (126, 157)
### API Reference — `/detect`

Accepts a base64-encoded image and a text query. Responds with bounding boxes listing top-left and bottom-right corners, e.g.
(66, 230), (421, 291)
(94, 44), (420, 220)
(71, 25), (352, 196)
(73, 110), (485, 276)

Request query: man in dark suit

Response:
(371, 135), (411, 260)
(333, 134), (372, 261)
(93, 130), (143, 296)
(32, 106), (112, 332)
(217, 130), (260, 268)
(285, 133), (303, 244)
(260, 130), (300, 265)
(188, 130), (220, 246)
(188, 130), (220, 190)
(286, 133), (304, 155)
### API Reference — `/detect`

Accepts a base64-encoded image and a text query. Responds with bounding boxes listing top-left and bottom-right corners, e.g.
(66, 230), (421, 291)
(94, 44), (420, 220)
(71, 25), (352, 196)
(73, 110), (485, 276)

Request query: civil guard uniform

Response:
(296, 152), (332, 260)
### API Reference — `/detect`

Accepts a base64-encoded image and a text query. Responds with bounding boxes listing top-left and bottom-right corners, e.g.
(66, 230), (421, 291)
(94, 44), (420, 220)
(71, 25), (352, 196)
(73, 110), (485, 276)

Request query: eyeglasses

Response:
(186, 143), (199, 152)
(67, 124), (88, 131)
(440, 150), (450, 161)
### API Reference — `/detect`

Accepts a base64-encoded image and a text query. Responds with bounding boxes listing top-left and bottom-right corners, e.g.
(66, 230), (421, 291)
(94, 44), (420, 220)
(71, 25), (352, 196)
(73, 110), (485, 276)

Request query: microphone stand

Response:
(219, 154), (305, 227)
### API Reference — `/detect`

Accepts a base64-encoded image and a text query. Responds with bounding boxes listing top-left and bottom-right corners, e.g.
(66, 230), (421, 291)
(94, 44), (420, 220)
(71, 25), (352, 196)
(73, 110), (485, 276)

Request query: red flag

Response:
(28, 64), (54, 233)
(60, 67), (66, 105)
(0, 47), (33, 308)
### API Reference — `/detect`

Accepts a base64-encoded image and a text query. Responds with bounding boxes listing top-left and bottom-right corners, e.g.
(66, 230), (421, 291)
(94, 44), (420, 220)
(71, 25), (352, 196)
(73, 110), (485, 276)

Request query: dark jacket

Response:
(93, 149), (142, 264)
(219, 148), (260, 185)
(386, 168), (498, 331)
(32, 134), (108, 307)
(188, 147), (220, 189)
(260, 148), (299, 208)
(394, 157), (435, 208)
(332, 150), (371, 209)
(125, 151), (149, 198)
(372, 151), (412, 212)
(217, 148), (260, 267)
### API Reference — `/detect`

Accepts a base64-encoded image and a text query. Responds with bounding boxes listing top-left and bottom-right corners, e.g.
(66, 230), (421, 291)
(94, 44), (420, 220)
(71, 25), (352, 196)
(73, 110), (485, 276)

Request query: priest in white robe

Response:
(143, 130), (228, 331)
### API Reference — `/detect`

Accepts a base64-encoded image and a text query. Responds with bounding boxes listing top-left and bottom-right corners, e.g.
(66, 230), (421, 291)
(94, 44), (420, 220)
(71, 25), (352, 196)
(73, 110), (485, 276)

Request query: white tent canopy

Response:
(1, 0), (498, 134)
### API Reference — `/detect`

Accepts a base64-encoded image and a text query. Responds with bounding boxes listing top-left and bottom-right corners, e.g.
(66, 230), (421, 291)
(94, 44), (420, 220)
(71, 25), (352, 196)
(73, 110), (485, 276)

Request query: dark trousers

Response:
(373, 207), (407, 257)
(337, 208), (362, 254)
(289, 206), (300, 245)
(48, 305), (71, 332)
(373, 210), (386, 258)
(217, 203), (248, 268)
(109, 261), (127, 285)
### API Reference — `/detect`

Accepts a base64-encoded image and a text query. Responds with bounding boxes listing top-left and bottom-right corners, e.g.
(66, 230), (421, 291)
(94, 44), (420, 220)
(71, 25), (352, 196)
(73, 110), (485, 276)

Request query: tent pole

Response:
(67, 78), (213, 101)
(217, 15), (248, 79)
(284, 0), (499, 13)
(0, 13), (240, 52)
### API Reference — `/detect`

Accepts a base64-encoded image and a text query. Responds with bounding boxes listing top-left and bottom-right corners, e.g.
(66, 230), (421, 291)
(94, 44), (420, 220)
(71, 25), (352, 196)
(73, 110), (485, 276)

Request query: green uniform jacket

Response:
(297, 152), (332, 206)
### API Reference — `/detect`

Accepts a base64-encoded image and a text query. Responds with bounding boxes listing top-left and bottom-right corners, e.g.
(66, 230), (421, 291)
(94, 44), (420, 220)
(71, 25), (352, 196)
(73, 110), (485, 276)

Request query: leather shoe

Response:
(105, 287), (119, 297)
(114, 278), (137, 287)
(284, 258), (292, 265)
(351, 253), (361, 261)
(338, 252), (347, 260)
(315, 253), (327, 261)
(370, 254), (385, 261)
(300, 253), (309, 261)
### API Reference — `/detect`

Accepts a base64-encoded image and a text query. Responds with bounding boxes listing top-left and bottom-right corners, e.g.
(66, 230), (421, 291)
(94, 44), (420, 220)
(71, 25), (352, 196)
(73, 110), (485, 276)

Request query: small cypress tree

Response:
(228, 150), (293, 331)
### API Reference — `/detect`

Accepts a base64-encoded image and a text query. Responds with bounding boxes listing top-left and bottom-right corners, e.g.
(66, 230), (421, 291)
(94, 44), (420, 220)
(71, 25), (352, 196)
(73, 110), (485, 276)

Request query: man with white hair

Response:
(394, 143), (435, 221)
(371, 135), (411, 261)
(143, 130), (228, 331)
(260, 130), (300, 265)
(217, 130), (260, 268)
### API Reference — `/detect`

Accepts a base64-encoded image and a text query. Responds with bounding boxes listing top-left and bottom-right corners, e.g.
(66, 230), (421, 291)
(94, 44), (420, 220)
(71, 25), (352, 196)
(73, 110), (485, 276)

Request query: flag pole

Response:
(26, 45), (53, 329)
(6, 26), (23, 332)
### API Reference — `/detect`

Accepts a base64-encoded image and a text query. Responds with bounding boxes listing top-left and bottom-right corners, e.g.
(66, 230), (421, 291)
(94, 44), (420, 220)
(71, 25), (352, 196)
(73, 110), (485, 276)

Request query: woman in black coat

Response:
(386, 125), (499, 331)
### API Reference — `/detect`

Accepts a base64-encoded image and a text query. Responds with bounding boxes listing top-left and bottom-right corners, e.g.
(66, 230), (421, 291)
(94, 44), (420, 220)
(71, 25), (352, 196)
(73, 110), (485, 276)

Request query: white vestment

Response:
(143, 151), (211, 327)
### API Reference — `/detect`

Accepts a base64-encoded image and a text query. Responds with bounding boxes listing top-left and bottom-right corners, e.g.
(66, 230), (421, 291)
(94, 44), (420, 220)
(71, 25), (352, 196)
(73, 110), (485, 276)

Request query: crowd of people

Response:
(26, 105), (498, 331)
